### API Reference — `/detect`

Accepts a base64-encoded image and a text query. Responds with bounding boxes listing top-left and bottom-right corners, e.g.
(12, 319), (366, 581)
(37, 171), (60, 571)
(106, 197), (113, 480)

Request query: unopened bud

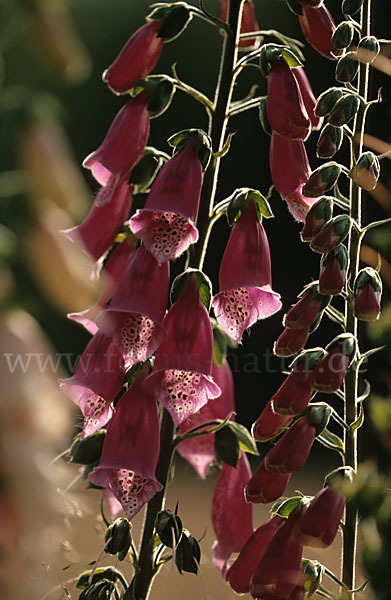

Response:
(319, 243), (349, 295)
(301, 196), (333, 241)
(310, 215), (351, 254)
(332, 21), (355, 50)
(312, 333), (356, 392)
(308, 403), (332, 435)
(284, 282), (331, 329)
(354, 267), (382, 321)
(342, 0), (364, 16)
(302, 162), (341, 197)
(357, 36), (380, 64)
(105, 518), (132, 560)
(335, 52), (359, 83)
(155, 509), (183, 547)
(352, 151), (380, 190)
(175, 531), (201, 574)
(328, 94), (360, 126)
(69, 430), (106, 465)
(315, 87), (345, 117)
(274, 326), (310, 357)
(317, 124), (343, 158)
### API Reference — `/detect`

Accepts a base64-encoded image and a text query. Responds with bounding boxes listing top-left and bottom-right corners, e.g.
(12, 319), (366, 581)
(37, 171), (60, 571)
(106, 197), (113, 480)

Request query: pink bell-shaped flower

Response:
(292, 67), (323, 130)
(62, 179), (134, 278)
(284, 187), (318, 223)
(299, 5), (343, 60)
(252, 400), (293, 442)
(143, 275), (221, 425)
(211, 452), (254, 576)
(245, 462), (291, 503)
(96, 245), (169, 369)
(269, 132), (311, 198)
(129, 133), (204, 264)
(226, 516), (284, 594)
(89, 368), (162, 521)
(177, 359), (235, 478)
(294, 485), (345, 548)
(267, 58), (311, 140)
(103, 20), (164, 94)
(83, 91), (150, 186)
(59, 332), (125, 438)
(69, 236), (138, 334)
(212, 198), (281, 343)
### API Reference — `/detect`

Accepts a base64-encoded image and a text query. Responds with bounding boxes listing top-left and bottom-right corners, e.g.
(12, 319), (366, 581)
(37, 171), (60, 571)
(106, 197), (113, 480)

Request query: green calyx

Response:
(335, 52), (359, 83)
(105, 518), (132, 559)
(291, 347), (327, 371)
(259, 44), (302, 78)
(226, 187), (273, 226)
(175, 530), (201, 574)
(354, 267), (382, 293)
(130, 147), (167, 191)
(258, 96), (271, 136)
(332, 21), (355, 50)
(285, 0), (303, 16)
(170, 268), (212, 310)
(147, 3), (193, 42)
(325, 465), (355, 488)
(134, 75), (175, 118)
(302, 162), (341, 197)
(168, 128), (211, 170)
(308, 403), (332, 436)
(320, 243), (349, 270)
(68, 430), (106, 465)
(155, 508), (183, 547)
(325, 332), (357, 362)
(317, 123), (343, 159)
(315, 87), (345, 118)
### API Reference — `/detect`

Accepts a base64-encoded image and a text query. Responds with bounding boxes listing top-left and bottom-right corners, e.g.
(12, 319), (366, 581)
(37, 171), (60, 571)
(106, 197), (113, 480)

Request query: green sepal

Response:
(175, 531), (201, 575)
(302, 560), (324, 597)
(130, 147), (167, 192)
(170, 269), (212, 310)
(77, 567), (126, 591)
(324, 466), (354, 487)
(302, 162), (341, 197)
(68, 430), (106, 465)
(328, 94), (360, 127)
(342, 0), (364, 16)
(147, 3), (193, 42)
(291, 347), (327, 371)
(226, 421), (259, 455)
(332, 21), (355, 50)
(335, 52), (359, 83)
(285, 0), (303, 16)
(308, 403), (332, 436)
(259, 44), (302, 78)
(78, 579), (117, 600)
(315, 87), (345, 117)
(133, 75), (175, 118)
(105, 518), (132, 558)
(271, 495), (304, 518)
(354, 266), (382, 293)
(168, 128), (211, 170)
(325, 332), (357, 363)
(317, 428), (345, 456)
(214, 425), (240, 467)
(227, 187), (273, 226)
(258, 96), (271, 136)
(155, 509), (183, 548)
(320, 243), (349, 270)
(212, 320), (237, 366)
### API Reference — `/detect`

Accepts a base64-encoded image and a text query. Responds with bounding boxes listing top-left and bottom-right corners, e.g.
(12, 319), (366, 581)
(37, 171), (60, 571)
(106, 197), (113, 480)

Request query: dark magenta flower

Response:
(283, 282), (330, 330)
(319, 244), (349, 295)
(269, 131), (311, 198)
(62, 179), (133, 278)
(212, 198), (281, 342)
(292, 67), (323, 130)
(354, 267), (382, 321)
(89, 368), (162, 521)
(83, 91), (150, 186)
(103, 20), (164, 94)
(245, 462), (291, 504)
(312, 334), (355, 392)
(211, 452), (254, 575)
(226, 516), (284, 594)
(177, 359), (235, 478)
(129, 134), (203, 264)
(59, 332), (124, 437)
(252, 400), (293, 442)
(267, 58), (311, 140)
(143, 275), (221, 426)
(274, 326), (310, 357)
(263, 414), (316, 473)
(299, 5), (343, 60)
(96, 246), (169, 369)
(220, 0), (260, 50)
(294, 485), (345, 548)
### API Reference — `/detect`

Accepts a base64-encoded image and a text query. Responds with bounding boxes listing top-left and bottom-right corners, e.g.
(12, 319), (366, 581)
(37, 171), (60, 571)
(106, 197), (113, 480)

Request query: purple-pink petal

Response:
(284, 186), (319, 222)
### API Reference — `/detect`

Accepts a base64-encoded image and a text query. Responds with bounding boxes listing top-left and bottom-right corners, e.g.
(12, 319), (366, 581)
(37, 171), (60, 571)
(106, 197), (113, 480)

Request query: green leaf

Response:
(248, 189), (274, 219)
(271, 496), (303, 518)
(76, 567), (126, 591)
(226, 422), (259, 455)
(317, 428), (345, 456)
(170, 269), (212, 310)
(214, 426), (240, 467)
(350, 401), (364, 432)
(213, 132), (236, 158)
(281, 47), (303, 68)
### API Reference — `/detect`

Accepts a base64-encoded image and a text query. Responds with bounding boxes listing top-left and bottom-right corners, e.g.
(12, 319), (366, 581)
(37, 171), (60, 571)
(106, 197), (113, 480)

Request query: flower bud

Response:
(317, 124), (343, 159)
(175, 531), (201, 574)
(312, 333), (356, 392)
(263, 413), (317, 473)
(328, 94), (361, 126)
(252, 401), (293, 442)
(342, 0), (364, 16)
(310, 215), (351, 254)
(352, 151), (380, 190)
(357, 36), (380, 64)
(315, 87), (345, 117)
(354, 267), (382, 321)
(245, 462), (291, 503)
(105, 517), (132, 558)
(274, 326), (310, 357)
(336, 52), (359, 83)
(319, 243), (349, 295)
(68, 430), (106, 465)
(284, 282), (331, 330)
(332, 21), (355, 50)
(295, 485), (345, 547)
(302, 162), (341, 197)
(301, 196), (333, 241)
(298, 5), (343, 60)
(258, 96), (271, 136)
(155, 509), (183, 547)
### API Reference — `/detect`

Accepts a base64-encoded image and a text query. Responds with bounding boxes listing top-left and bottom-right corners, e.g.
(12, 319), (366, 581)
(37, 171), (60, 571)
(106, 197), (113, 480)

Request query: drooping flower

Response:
(252, 400), (293, 442)
(284, 187), (318, 223)
(294, 485), (345, 548)
(354, 267), (382, 321)
(143, 275), (221, 426)
(269, 132), (311, 199)
(299, 5), (343, 60)
(312, 333), (355, 392)
(212, 198), (281, 343)
(89, 368), (162, 521)
(245, 462), (291, 504)
(129, 133), (205, 264)
(69, 236), (138, 334)
(83, 91), (150, 186)
(283, 282), (330, 330)
(263, 414), (317, 473)
(177, 359), (235, 478)
(274, 326), (310, 357)
(267, 58), (311, 140)
(211, 452), (254, 575)
(226, 516), (284, 594)
(220, 0), (260, 50)
(62, 179), (134, 278)
(96, 245), (169, 369)
(59, 332), (124, 437)
(292, 67), (323, 130)
(103, 20), (164, 94)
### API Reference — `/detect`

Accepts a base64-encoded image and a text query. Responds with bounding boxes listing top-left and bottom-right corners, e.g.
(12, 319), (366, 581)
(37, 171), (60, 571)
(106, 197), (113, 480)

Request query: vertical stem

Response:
(189, 0), (244, 270)
(343, 0), (371, 591)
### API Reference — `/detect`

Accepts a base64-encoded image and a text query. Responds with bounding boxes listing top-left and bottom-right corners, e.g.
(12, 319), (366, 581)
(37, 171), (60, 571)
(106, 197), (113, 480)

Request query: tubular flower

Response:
(177, 359), (235, 478)
(83, 91), (150, 186)
(212, 199), (281, 343)
(267, 58), (311, 140)
(294, 485), (345, 548)
(269, 132), (311, 199)
(211, 452), (254, 576)
(292, 67), (323, 130)
(252, 400), (293, 442)
(245, 462), (291, 504)
(271, 368), (313, 416)
(96, 246), (169, 369)
(62, 179), (133, 278)
(226, 516), (284, 594)
(283, 283), (330, 330)
(274, 326), (310, 357)
(299, 5), (343, 60)
(250, 509), (304, 600)
(89, 368), (162, 521)
(143, 276), (221, 426)
(59, 332), (124, 438)
(220, 0), (260, 50)
(69, 236), (138, 334)
(129, 134), (202, 264)
(103, 20), (164, 94)
(263, 414), (316, 474)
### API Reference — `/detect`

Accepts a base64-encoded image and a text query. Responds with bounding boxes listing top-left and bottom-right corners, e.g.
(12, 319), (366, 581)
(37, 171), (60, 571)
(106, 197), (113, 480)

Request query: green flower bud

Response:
(352, 151), (380, 190)
(315, 87), (345, 117)
(175, 531), (201, 574)
(155, 509), (183, 547)
(332, 22), (355, 50)
(342, 0), (364, 16)
(317, 124), (343, 159)
(357, 36), (380, 64)
(308, 403), (332, 436)
(301, 196), (334, 242)
(328, 94), (360, 127)
(105, 518), (132, 559)
(302, 162), (341, 197)
(68, 430), (106, 465)
(309, 215), (351, 254)
(335, 52), (359, 83)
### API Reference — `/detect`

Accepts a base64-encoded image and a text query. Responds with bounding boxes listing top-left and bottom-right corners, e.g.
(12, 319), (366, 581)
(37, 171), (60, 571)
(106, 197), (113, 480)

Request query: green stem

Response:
(188, 0), (245, 270)
(343, 0), (371, 592)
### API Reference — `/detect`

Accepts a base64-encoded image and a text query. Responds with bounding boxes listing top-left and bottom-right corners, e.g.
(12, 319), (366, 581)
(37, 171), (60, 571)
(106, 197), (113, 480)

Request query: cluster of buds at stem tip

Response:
(354, 267), (383, 321)
(312, 333), (356, 392)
